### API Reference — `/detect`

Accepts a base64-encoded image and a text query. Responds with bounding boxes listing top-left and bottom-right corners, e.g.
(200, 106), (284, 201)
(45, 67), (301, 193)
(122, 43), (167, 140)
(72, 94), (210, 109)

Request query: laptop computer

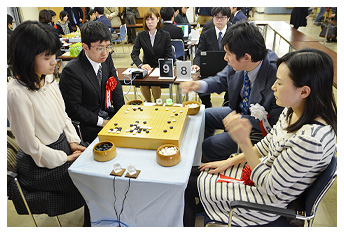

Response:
(176, 24), (189, 42)
(200, 51), (227, 78)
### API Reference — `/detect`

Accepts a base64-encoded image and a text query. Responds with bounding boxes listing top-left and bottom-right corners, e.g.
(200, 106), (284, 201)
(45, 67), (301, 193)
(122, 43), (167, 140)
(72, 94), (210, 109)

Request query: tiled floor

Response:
(7, 12), (337, 227)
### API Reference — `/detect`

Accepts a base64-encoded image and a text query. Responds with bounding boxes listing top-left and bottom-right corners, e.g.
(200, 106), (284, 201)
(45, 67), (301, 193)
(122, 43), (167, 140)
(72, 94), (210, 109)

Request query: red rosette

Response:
(106, 76), (117, 92)
(241, 164), (255, 186)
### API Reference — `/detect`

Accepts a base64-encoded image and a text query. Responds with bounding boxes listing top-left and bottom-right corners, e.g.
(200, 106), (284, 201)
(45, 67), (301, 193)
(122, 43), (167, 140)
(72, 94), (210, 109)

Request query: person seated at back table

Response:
(191, 7), (231, 108)
(230, 7), (248, 24)
(183, 48), (337, 226)
(160, 7), (183, 40)
(59, 21), (124, 144)
(7, 20), (90, 226)
(56, 10), (74, 36)
(180, 22), (283, 162)
(130, 8), (172, 103)
(94, 7), (118, 40)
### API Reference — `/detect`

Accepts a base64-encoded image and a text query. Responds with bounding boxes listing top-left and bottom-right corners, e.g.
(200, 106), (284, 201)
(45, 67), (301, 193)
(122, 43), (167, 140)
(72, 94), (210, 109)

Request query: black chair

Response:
(204, 154), (337, 227)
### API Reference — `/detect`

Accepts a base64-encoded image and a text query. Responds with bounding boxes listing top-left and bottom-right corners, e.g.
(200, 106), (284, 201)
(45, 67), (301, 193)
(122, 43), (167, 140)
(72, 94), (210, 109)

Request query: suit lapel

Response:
(142, 31), (154, 56)
(80, 51), (102, 101)
(210, 28), (219, 50)
(250, 59), (269, 104)
(153, 30), (162, 51)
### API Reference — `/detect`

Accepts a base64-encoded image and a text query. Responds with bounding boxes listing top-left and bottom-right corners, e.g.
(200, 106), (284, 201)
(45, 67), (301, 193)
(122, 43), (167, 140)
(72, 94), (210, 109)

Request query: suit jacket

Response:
(59, 50), (124, 143)
(131, 29), (172, 68)
(194, 27), (225, 66)
(162, 22), (184, 40)
(201, 20), (232, 33)
(97, 15), (114, 33)
(231, 10), (247, 24)
(64, 7), (84, 27)
(203, 49), (283, 131)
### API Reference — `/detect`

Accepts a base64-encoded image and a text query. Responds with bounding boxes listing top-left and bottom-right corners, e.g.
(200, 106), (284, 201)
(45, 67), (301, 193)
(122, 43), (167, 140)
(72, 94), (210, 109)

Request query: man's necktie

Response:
(239, 72), (250, 115)
(96, 65), (102, 87)
(218, 31), (223, 51)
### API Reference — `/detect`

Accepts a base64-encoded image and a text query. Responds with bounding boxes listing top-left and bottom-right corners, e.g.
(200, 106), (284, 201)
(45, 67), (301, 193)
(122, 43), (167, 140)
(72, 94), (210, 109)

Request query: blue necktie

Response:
(239, 72), (250, 115)
(218, 31), (222, 51)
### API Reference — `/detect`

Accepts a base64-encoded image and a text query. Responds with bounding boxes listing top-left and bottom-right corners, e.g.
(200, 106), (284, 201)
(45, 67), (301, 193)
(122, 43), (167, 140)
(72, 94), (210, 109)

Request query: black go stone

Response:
(170, 126), (173, 129)
(163, 130), (167, 133)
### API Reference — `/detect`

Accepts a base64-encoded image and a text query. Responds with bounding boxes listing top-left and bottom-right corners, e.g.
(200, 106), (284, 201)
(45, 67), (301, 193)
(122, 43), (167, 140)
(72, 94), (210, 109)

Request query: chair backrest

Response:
(171, 39), (185, 60)
(304, 154), (337, 217)
(171, 45), (176, 63)
(120, 24), (127, 38)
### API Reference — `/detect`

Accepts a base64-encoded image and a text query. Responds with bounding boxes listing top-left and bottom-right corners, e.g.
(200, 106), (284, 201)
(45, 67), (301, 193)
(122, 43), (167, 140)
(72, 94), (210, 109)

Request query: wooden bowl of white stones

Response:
(156, 144), (181, 167)
(183, 101), (201, 115)
(93, 141), (117, 162)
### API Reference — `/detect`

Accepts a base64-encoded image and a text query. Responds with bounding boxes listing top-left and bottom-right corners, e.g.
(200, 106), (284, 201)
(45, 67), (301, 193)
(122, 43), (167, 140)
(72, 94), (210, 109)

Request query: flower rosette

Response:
(105, 76), (117, 110)
(249, 103), (272, 136)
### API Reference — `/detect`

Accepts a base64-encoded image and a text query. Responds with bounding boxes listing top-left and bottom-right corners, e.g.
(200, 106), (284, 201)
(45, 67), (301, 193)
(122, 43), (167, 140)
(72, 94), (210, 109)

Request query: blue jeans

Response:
(203, 106), (239, 161)
(315, 7), (326, 22)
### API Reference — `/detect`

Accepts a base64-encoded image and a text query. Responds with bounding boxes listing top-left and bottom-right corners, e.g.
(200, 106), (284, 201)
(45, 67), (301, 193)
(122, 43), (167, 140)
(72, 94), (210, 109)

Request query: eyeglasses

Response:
(214, 16), (228, 21)
(91, 46), (113, 53)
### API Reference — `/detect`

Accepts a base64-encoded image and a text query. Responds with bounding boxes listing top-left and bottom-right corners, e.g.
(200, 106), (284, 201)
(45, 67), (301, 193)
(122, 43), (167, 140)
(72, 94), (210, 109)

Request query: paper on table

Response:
(149, 68), (160, 77)
(122, 68), (145, 75)
(175, 77), (192, 82)
(158, 76), (175, 80)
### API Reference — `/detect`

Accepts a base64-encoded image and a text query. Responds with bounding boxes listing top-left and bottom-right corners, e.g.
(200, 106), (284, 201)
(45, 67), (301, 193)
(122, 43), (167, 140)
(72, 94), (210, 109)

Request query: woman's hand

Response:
(198, 158), (235, 174)
(69, 142), (86, 153)
(141, 64), (152, 71)
(67, 150), (83, 162)
(223, 111), (252, 146)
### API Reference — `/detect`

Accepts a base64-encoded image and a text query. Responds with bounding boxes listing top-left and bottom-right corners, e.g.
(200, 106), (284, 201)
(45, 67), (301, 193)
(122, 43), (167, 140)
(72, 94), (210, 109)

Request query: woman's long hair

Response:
(277, 48), (337, 134)
(8, 20), (61, 91)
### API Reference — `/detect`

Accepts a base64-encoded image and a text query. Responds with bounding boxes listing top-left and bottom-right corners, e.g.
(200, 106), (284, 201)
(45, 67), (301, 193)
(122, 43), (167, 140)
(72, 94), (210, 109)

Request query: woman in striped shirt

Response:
(184, 48), (337, 226)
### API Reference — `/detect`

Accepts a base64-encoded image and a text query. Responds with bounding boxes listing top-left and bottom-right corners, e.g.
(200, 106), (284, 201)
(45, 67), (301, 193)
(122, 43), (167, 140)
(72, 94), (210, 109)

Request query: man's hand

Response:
(102, 120), (109, 127)
(179, 80), (201, 94)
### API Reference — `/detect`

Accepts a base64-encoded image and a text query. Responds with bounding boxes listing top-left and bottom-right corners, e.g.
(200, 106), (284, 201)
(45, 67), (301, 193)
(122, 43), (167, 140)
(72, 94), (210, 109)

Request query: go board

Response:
(98, 105), (189, 150)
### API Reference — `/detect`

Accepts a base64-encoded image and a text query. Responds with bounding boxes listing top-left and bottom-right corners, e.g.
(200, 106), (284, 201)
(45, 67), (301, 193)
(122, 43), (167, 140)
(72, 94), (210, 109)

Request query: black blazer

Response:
(59, 50), (124, 143)
(194, 27), (226, 66)
(131, 29), (172, 68)
(64, 7), (84, 27)
(162, 22), (184, 40)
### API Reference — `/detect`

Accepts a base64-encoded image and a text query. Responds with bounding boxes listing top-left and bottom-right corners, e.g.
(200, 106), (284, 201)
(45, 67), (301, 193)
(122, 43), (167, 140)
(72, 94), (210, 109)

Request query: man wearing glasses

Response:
(191, 7), (231, 108)
(60, 21), (124, 143)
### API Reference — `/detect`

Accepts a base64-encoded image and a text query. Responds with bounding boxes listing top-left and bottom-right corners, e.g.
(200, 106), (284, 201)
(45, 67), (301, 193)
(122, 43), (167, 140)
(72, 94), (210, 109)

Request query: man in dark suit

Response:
(230, 7), (247, 24)
(191, 7), (231, 108)
(160, 7), (183, 40)
(60, 21), (124, 143)
(181, 22), (283, 162)
(64, 7), (84, 28)
(94, 7), (118, 40)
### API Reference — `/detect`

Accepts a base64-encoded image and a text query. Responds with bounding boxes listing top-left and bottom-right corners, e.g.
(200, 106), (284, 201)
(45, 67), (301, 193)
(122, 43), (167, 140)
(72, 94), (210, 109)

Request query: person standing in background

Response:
(123, 7), (140, 44)
(290, 7), (310, 30)
(104, 7), (121, 28)
(195, 7), (212, 24)
(64, 7), (84, 28)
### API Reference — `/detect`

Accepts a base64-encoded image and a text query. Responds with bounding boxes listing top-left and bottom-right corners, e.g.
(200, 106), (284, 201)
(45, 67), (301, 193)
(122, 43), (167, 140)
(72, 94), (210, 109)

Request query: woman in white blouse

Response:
(7, 21), (90, 226)
(184, 48), (337, 226)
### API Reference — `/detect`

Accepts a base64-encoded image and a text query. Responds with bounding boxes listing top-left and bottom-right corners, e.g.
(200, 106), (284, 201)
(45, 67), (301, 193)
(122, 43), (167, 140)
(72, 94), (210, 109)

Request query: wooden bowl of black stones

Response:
(93, 141), (117, 162)
(127, 99), (143, 105)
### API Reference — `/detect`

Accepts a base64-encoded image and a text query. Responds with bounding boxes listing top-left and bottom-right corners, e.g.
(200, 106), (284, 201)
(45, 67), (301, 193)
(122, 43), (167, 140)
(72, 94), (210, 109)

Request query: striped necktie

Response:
(96, 64), (102, 87)
(218, 31), (223, 50)
(239, 72), (250, 115)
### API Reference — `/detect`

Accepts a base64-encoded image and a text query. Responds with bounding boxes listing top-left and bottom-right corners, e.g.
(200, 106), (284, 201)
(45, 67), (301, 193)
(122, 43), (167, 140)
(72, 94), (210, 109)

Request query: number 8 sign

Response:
(176, 61), (191, 80)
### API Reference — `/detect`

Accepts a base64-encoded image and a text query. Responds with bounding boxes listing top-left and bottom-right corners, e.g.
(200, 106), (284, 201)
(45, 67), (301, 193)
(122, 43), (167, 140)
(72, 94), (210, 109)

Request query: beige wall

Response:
(19, 7), (39, 21)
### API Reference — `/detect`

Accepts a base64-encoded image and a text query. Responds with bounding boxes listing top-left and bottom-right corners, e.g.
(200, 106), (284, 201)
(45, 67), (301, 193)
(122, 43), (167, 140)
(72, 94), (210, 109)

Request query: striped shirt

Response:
(198, 107), (336, 226)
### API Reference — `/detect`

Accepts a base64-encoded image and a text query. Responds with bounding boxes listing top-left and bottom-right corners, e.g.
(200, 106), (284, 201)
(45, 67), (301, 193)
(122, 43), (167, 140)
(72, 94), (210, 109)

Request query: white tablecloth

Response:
(68, 105), (205, 227)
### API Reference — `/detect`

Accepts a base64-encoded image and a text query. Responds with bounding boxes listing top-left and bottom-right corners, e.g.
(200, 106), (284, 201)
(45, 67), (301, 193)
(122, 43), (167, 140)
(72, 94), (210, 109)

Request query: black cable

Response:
(112, 176), (131, 227)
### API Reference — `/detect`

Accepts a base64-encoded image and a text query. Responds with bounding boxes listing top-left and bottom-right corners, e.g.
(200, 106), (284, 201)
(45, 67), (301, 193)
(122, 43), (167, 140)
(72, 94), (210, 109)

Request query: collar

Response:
(245, 60), (263, 84)
(164, 21), (173, 24)
(234, 10), (240, 17)
(215, 25), (227, 39)
(85, 52), (102, 75)
(149, 29), (157, 37)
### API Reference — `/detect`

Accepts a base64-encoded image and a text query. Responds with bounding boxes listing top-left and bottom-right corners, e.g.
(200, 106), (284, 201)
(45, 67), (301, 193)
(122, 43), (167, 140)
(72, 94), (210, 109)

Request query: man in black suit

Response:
(191, 7), (231, 108)
(60, 21), (124, 143)
(160, 7), (183, 40)
(64, 7), (84, 28)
